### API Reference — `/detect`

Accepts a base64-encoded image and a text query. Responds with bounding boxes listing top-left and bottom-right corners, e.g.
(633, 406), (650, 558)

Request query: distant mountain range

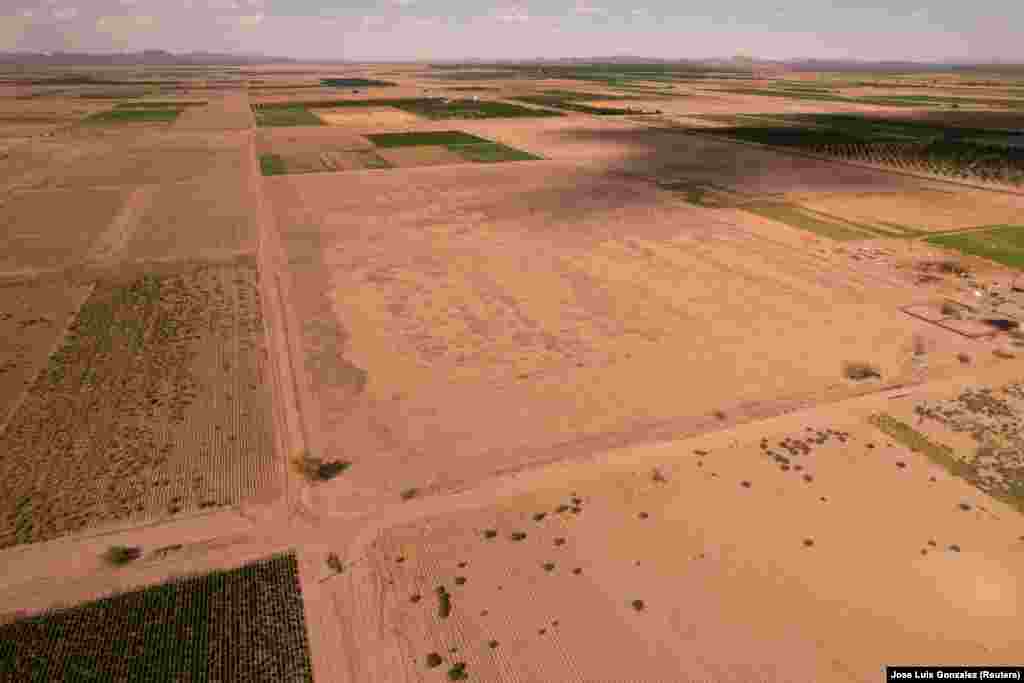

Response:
(0, 50), (297, 66)
(0, 51), (1021, 74)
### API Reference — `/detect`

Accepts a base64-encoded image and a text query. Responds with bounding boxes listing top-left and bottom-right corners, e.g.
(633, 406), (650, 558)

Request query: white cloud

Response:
(573, 0), (606, 16)
(207, 0), (239, 9)
(53, 7), (79, 20)
(19, 8), (35, 18)
(391, 0), (417, 6)
(246, 0), (265, 6)
(494, 5), (529, 23)
(119, 0), (138, 6)
(237, 13), (264, 26)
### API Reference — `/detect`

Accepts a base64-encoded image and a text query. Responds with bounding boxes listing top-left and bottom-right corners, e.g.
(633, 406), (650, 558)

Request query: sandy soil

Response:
(263, 160), (1006, 526)
(0, 279), (92, 427)
(0, 187), (131, 272)
(784, 188), (1024, 232)
(333, 379), (1024, 682)
(315, 106), (423, 128)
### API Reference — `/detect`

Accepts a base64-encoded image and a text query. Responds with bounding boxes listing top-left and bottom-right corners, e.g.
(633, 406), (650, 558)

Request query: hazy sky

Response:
(1, 1), (1019, 62)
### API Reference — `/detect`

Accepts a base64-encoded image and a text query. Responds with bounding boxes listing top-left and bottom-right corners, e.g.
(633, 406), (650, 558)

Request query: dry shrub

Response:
(957, 352), (972, 364)
(940, 302), (962, 318)
(103, 545), (142, 566)
(843, 361), (881, 381)
(937, 260), (968, 276)
(994, 348), (1016, 359)
(290, 450), (350, 482)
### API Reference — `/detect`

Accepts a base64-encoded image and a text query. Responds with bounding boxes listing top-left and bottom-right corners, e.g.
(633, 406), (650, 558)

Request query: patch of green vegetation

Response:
(511, 95), (648, 115)
(926, 226), (1024, 270)
(84, 107), (183, 123)
(321, 78), (396, 87)
(396, 98), (564, 119)
(866, 413), (1020, 513)
(259, 154), (287, 176)
(252, 105), (323, 127)
(367, 130), (491, 148)
(103, 545), (143, 566)
(742, 202), (875, 241)
(257, 97), (562, 119)
(436, 586), (452, 618)
(114, 101), (206, 109)
(449, 142), (542, 163)
(361, 152), (394, 169)
(0, 553), (313, 681)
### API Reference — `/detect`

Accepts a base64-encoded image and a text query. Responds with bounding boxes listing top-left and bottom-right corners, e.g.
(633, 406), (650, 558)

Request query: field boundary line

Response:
(86, 184), (158, 265)
(654, 124), (1024, 197)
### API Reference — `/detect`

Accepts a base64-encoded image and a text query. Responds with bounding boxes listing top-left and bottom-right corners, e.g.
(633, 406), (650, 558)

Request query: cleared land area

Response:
(0, 280), (92, 426)
(266, 160), (990, 518)
(337, 379), (1024, 681)
(0, 552), (312, 681)
(0, 187), (130, 272)
(0, 266), (276, 549)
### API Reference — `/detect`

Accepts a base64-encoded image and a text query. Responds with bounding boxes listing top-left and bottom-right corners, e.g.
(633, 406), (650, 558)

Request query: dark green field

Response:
(0, 553), (313, 682)
(511, 95), (649, 115)
(253, 97), (562, 120)
(366, 131), (494, 147)
(449, 142), (543, 163)
(927, 226), (1024, 269)
(259, 153), (288, 176)
(364, 131), (542, 163)
(701, 114), (1024, 185)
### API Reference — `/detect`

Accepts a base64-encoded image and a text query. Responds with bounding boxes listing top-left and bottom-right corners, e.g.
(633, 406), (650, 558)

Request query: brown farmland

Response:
(1, 62), (1022, 683)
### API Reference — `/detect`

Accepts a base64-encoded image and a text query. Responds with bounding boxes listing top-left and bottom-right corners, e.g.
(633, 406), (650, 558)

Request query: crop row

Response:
(805, 141), (1024, 184)
(0, 553), (312, 682)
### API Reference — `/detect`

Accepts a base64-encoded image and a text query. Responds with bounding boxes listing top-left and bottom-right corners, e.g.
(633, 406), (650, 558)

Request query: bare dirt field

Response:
(783, 188), (1024, 233)
(0, 265), (278, 550)
(0, 187), (131, 272)
(314, 106), (423, 128)
(122, 176), (261, 262)
(332, 373), (1024, 682)
(0, 279), (92, 426)
(172, 92), (255, 130)
(265, 160), (1004, 522)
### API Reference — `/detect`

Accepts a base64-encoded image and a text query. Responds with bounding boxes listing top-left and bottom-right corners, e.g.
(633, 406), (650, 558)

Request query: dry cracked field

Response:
(1, 63), (1023, 682)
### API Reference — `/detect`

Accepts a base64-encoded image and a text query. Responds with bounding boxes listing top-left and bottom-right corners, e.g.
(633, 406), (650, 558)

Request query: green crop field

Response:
(511, 95), (648, 115)
(366, 131), (493, 148)
(926, 226), (1024, 269)
(252, 105), (324, 127)
(84, 107), (183, 123)
(742, 202), (878, 241)
(364, 131), (542, 164)
(0, 553), (313, 681)
(449, 142), (543, 163)
(115, 101), (207, 109)
(259, 153), (288, 176)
